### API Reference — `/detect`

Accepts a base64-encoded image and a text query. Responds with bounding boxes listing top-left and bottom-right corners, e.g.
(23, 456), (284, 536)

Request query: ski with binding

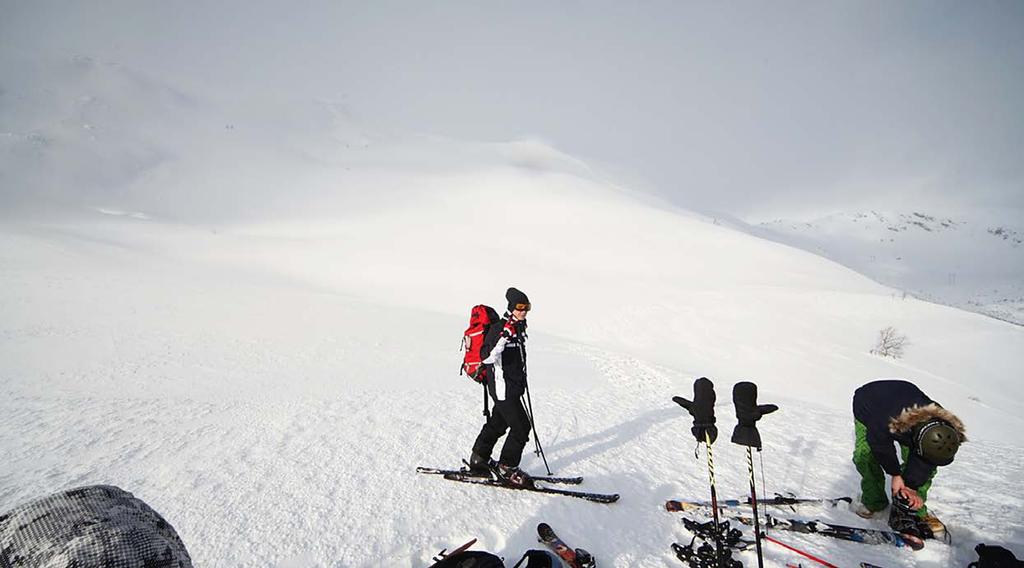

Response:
(439, 473), (618, 504)
(416, 466), (583, 485)
(666, 496), (852, 512)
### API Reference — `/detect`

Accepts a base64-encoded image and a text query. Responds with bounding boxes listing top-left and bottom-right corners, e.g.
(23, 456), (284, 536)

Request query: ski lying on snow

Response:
(439, 473), (619, 504)
(666, 496), (851, 512)
(416, 466), (583, 485)
(729, 514), (924, 550)
(537, 523), (596, 568)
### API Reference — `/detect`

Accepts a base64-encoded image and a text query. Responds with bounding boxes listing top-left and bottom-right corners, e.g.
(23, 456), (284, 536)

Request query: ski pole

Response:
(523, 384), (552, 475)
(760, 534), (838, 568)
(731, 382), (778, 568)
(518, 338), (552, 475)
(673, 378), (723, 568)
(704, 431), (725, 568)
(747, 447), (765, 568)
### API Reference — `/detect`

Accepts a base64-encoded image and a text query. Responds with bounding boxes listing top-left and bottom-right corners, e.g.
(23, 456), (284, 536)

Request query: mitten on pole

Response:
(672, 377), (718, 444)
(731, 381), (778, 449)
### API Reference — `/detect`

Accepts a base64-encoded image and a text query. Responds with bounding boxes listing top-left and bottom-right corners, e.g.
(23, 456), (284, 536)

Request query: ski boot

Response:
(888, 495), (924, 540)
(917, 511), (950, 544)
(467, 453), (493, 476)
(496, 463), (535, 488)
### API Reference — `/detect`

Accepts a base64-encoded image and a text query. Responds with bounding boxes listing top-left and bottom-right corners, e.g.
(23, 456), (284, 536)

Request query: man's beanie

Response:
(506, 287), (530, 311)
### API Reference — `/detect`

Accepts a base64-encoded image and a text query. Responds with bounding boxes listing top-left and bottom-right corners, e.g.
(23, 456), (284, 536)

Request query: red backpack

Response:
(461, 305), (500, 383)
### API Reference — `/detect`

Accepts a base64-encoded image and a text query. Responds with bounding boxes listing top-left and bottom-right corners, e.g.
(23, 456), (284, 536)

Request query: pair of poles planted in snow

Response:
(674, 378), (778, 568)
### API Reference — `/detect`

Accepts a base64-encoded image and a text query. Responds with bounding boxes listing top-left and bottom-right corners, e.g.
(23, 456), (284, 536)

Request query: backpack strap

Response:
(482, 378), (490, 419)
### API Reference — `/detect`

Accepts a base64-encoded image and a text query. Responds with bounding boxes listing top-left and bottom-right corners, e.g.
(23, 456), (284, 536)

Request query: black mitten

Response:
(673, 377), (718, 444)
(731, 381), (778, 449)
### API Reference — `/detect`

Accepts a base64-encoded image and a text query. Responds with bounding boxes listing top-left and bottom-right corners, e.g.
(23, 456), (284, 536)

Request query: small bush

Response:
(871, 326), (908, 359)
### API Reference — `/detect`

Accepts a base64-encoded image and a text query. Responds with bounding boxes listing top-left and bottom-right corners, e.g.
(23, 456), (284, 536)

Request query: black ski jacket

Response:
(481, 315), (527, 400)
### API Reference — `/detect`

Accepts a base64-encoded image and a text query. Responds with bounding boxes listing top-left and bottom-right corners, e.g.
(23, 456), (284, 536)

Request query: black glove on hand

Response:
(731, 381), (778, 449)
(673, 377), (718, 444)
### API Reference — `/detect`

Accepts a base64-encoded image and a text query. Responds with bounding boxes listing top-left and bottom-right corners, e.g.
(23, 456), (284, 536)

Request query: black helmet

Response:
(913, 419), (960, 466)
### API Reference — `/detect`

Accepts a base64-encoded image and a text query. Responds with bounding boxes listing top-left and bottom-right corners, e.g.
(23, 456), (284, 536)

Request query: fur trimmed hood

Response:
(888, 403), (967, 441)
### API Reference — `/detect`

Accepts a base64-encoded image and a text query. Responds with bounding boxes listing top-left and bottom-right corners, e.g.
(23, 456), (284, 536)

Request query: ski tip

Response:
(537, 523), (555, 541)
(665, 500), (695, 512)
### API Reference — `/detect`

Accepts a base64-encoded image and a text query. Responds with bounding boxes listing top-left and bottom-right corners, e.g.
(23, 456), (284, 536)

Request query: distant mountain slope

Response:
(757, 210), (1024, 326)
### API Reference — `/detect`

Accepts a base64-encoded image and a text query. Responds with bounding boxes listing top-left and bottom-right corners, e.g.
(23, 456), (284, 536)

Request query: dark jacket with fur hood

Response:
(853, 380), (967, 488)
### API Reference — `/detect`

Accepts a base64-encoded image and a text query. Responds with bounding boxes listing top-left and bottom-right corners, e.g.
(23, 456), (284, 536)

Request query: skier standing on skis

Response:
(467, 287), (534, 487)
(851, 379), (966, 537)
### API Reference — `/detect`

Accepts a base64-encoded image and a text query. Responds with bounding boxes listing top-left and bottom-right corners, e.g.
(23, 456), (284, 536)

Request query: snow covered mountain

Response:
(2, 55), (1023, 568)
(756, 211), (1024, 326)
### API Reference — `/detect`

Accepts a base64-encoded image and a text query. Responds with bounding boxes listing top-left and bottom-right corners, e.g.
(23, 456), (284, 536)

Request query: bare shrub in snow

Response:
(871, 326), (908, 359)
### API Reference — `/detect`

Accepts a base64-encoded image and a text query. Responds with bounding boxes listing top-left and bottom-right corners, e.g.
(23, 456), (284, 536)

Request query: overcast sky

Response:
(3, 0), (1022, 220)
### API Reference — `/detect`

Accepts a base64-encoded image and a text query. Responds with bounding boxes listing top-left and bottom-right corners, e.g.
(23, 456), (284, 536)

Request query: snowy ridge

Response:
(2, 55), (1023, 567)
(757, 210), (1024, 326)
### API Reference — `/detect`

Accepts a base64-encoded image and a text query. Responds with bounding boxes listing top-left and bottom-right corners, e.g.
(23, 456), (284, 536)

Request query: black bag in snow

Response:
(512, 550), (554, 568)
(0, 484), (193, 568)
(431, 550), (506, 567)
(969, 544), (1024, 568)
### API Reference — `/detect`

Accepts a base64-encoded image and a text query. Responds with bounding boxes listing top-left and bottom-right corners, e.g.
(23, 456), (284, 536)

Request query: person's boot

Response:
(496, 463), (534, 488)
(852, 498), (881, 519)
(917, 511), (948, 543)
(888, 495), (924, 540)
(467, 452), (492, 476)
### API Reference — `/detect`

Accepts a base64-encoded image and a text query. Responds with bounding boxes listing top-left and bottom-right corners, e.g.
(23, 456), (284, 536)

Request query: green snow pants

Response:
(853, 420), (934, 515)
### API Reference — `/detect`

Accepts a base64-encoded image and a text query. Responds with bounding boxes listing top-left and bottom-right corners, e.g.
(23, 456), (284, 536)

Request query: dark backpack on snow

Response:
(431, 550), (505, 568)
(430, 549), (553, 568)
(969, 544), (1024, 568)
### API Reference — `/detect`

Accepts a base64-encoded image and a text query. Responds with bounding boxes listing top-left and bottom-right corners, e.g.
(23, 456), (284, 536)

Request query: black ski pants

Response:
(472, 397), (531, 468)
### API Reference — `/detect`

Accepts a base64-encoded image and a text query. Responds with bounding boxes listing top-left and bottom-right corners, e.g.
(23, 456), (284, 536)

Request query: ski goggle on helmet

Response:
(913, 419), (961, 466)
(513, 303), (531, 312)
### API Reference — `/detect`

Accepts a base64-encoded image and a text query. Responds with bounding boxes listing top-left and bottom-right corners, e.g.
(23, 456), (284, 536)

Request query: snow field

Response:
(2, 217), (1022, 567)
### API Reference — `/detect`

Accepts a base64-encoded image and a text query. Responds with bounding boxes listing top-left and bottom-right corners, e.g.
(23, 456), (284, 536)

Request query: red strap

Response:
(761, 534), (838, 568)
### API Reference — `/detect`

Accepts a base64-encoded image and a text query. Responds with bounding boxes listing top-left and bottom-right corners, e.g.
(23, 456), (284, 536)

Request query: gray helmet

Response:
(913, 419), (960, 466)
